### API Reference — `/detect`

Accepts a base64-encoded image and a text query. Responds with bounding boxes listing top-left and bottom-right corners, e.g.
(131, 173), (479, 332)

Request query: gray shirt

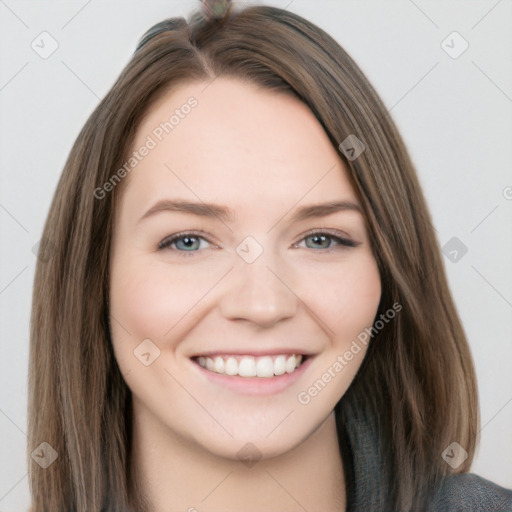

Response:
(338, 389), (512, 511)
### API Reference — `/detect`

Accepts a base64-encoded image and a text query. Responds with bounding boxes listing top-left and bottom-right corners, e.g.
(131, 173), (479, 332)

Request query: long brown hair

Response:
(28, 4), (479, 511)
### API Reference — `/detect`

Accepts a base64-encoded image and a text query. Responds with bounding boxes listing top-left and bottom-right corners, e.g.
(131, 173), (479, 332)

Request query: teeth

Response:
(273, 355), (286, 376)
(205, 357), (215, 372)
(214, 356), (225, 373)
(256, 356), (274, 378)
(285, 355), (298, 373)
(196, 354), (303, 378)
(225, 357), (238, 376)
(239, 357), (257, 377)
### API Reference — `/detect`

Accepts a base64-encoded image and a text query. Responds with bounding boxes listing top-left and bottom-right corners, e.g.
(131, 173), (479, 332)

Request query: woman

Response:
(27, 1), (512, 511)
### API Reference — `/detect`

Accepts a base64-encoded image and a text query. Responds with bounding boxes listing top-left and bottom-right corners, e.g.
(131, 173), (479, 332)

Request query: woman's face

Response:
(109, 77), (381, 459)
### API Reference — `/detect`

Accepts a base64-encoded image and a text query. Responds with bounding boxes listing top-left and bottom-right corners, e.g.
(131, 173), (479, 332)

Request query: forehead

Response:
(121, 77), (358, 219)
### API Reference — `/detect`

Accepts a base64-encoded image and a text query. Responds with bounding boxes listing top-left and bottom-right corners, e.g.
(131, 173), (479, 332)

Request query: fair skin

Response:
(109, 77), (381, 512)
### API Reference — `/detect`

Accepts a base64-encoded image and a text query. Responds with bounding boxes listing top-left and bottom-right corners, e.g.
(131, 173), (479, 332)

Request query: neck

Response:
(129, 398), (346, 512)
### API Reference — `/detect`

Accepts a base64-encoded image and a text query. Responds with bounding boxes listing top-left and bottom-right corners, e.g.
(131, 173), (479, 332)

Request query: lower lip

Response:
(191, 357), (314, 396)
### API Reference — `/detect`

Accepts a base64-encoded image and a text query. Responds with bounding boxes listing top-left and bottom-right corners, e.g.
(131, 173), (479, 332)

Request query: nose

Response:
(219, 249), (298, 328)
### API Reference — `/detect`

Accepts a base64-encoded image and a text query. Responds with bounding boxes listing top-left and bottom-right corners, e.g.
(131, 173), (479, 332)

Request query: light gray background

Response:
(1, 1), (511, 510)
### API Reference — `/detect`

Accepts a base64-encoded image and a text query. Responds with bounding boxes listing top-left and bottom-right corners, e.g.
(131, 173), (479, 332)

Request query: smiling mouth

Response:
(191, 353), (309, 378)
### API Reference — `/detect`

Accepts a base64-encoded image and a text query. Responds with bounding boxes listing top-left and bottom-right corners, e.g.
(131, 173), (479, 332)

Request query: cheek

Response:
(109, 257), (211, 348)
(300, 253), (381, 341)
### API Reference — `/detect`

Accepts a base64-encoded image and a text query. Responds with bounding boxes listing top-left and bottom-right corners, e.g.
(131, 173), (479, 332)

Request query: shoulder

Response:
(430, 473), (512, 511)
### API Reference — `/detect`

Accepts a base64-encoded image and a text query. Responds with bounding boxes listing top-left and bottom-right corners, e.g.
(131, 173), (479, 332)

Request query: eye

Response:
(158, 229), (359, 257)
(158, 231), (213, 256)
(294, 229), (358, 251)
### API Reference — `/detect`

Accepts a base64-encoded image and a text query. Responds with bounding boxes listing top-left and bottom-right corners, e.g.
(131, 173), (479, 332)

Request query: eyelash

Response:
(157, 229), (358, 257)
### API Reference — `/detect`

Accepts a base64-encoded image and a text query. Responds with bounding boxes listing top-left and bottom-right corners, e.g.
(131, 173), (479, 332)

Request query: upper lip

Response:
(190, 349), (315, 358)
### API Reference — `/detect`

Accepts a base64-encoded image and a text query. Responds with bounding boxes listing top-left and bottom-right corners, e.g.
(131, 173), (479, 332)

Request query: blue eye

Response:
(158, 231), (212, 256)
(299, 231), (357, 250)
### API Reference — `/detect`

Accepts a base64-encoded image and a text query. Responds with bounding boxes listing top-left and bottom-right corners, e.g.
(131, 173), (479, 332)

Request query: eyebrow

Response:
(138, 198), (363, 225)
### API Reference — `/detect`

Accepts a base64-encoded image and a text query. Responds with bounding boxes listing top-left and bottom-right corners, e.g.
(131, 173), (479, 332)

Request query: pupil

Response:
(180, 237), (197, 250)
(311, 235), (328, 248)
